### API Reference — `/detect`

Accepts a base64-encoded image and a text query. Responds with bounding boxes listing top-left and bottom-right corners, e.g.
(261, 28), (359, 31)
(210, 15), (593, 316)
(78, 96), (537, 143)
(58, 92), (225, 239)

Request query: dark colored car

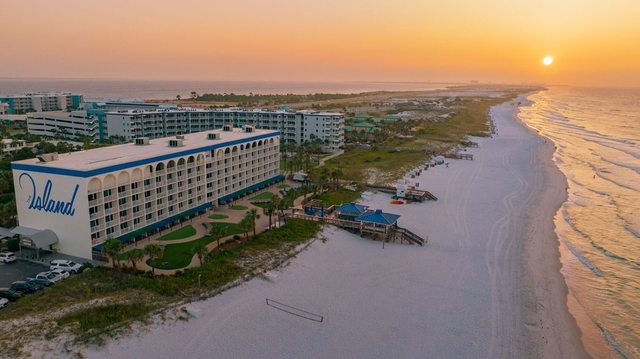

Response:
(9, 281), (43, 294)
(0, 288), (24, 301)
(26, 278), (53, 287)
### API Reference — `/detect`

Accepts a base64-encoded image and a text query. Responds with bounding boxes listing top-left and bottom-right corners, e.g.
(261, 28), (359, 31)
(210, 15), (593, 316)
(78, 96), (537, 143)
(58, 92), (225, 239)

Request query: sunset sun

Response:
(543, 56), (554, 66)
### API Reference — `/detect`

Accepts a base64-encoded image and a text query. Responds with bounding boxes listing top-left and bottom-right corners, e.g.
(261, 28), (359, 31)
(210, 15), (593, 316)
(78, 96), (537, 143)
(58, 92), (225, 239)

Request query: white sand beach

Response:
(82, 94), (588, 359)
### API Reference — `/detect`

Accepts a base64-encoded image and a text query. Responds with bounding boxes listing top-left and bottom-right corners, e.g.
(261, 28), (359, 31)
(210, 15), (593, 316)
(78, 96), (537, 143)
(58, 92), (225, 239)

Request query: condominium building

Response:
(0, 92), (83, 114)
(27, 110), (98, 139)
(1, 139), (33, 158)
(105, 108), (344, 151)
(11, 126), (281, 260)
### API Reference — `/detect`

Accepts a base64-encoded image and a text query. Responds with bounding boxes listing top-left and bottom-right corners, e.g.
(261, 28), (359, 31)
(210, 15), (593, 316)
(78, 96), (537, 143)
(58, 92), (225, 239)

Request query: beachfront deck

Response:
(285, 212), (427, 246)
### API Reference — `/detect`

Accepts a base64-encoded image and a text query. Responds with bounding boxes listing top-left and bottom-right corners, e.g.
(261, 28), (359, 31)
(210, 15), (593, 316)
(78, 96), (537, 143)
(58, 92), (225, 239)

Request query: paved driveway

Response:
(0, 260), (49, 288)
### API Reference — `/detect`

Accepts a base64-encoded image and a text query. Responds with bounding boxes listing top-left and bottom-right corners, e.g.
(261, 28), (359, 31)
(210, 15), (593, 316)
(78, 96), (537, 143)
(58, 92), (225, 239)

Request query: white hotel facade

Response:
(104, 108), (344, 152)
(11, 126), (281, 261)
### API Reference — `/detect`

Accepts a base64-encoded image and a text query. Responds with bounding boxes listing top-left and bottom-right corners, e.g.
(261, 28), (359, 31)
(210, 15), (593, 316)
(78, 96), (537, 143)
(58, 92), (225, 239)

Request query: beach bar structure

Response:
(336, 202), (369, 220)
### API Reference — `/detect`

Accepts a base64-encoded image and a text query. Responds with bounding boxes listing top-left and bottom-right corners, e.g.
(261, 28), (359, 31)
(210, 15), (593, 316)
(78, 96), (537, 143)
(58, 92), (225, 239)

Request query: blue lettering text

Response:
(19, 173), (78, 217)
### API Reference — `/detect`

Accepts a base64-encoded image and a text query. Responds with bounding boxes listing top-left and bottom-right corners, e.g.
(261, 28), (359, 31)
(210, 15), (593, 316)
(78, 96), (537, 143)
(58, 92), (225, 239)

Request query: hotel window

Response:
(134, 218), (140, 225)
(156, 199), (163, 206)
(88, 193), (98, 201)
(156, 176), (162, 183)
(104, 202), (113, 210)
(133, 206), (140, 213)
(157, 209), (163, 216)
(145, 202), (152, 209)
(118, 198), (127, 206)
(156, 188), (162, 194)
(131, 183), (139, 191)
(105, 214), (114, 222)
(168, 205), (174, 212)
(89, 206), (99, 214)
(90, 219), (100, 227)
(103, 189), (112, 197)
(144, 179), (151, 186)
(119, 210), (127, 217)
(132, 194), (139, 202)
(145, 191), (151, 198)
(106, 227), (115, 235)
(120, 222), (129, 230)
(118, 185), (126, 193)
(146, 213), (153, 220)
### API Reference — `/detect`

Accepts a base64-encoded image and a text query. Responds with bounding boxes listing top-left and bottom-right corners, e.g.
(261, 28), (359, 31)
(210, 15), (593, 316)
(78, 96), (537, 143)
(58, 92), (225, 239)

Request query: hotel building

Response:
(0, 92), (83, 114)
(105, 108), (344, 152)
(11, 126), (281, 260)
(27, 110), (98, 139)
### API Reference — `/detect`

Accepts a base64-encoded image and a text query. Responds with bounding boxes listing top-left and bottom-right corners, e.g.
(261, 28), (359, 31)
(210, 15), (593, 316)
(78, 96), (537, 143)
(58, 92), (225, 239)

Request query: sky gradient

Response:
(2, 0), (639, 87)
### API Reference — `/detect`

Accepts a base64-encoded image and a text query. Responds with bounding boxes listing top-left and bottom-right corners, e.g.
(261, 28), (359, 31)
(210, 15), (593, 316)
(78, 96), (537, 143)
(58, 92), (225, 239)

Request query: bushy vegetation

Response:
(193, 92), (360, 106)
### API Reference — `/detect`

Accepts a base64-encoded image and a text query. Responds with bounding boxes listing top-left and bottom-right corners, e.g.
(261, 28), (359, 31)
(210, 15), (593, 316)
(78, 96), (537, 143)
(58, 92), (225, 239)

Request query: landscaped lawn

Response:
(249, 192), (276, 201)
(208, 214), (229, 220)
(251, 202), (268, 208)
(230, 205), (248, 211)
(157, 225), (196, 241)
(277, 184), (291, 189)
(150, 222), (244, 269)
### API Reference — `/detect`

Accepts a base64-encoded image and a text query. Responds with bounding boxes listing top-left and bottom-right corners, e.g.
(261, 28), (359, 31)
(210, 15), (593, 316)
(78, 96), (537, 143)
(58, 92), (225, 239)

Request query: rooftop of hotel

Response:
(12, 127), (278, 173)
(105, 107), (343, 116)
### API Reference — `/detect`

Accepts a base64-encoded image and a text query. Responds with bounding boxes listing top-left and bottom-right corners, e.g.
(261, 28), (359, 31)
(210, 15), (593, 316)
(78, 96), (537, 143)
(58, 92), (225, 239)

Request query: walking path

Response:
(123, 181), (298, 275)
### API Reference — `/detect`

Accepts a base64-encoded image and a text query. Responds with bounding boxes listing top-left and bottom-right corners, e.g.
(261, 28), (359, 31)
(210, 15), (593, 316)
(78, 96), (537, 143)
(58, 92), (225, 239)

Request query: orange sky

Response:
(2, 0), (639, 87)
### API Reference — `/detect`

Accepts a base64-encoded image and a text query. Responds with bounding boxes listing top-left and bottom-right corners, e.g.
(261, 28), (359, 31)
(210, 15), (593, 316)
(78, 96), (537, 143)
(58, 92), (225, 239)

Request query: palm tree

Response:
(143, 244), (163, 277)
(263, 197), (279, 229)
(191, 242), (208, 266)
(277, 197), (292, 225)
(123, 249), (144, 272)
(330, 168), (343, 189)
(103, 238), (124, 269)
(246, 208), (260, 237)
(239, 217), (252, 241)
(209, 224), (227, 251)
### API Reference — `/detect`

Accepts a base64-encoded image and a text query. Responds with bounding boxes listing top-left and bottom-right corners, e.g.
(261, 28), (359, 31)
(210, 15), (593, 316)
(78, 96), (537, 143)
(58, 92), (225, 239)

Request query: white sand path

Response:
(83, 94), (587, 359)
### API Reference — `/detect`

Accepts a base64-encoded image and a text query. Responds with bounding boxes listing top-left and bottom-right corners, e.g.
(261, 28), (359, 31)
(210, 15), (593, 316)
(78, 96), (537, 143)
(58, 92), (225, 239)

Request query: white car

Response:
(0, 297), (9, 309)
(49, 259), (82, 274)
(49, 268), (70, 279)
(0, 252), (16, 264)
(35, 271), (63, 283)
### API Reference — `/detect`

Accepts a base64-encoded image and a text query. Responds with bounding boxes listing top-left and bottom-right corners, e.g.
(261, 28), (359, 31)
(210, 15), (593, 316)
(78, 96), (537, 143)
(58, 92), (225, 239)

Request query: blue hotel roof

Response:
(355, 209), (400, 225)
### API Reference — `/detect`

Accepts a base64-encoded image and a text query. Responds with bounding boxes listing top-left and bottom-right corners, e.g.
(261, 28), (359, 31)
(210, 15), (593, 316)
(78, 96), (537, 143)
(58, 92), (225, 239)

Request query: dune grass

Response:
(324, 148), (427, 183)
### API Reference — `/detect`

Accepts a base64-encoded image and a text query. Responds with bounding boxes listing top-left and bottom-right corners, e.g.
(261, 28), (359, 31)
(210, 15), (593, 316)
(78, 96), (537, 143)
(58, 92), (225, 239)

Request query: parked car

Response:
(0, 298), (8, 309)
(0, 252), (16, 263)
(10, 281), (43, 294)
(26, 277), (54, 287)
(49, 259), (82, 274)
(50, 268), (70, 279)
(33, 271), (63, 284)
(0, 288), (23, 301)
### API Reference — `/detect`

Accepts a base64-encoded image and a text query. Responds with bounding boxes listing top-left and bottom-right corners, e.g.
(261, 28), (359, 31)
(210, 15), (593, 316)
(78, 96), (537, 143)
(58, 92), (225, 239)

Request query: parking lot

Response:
(0, 259), (50, 288)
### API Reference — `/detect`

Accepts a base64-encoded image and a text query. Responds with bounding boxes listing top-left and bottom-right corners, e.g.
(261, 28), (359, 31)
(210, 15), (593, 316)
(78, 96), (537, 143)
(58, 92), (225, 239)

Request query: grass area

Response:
(249, 192), (276, 201)
(251, 202), (268, 208)
(230, 205), (248, 211)
(151, 222), (243, 269)
(208, 214), (229, 220)
(324, 148), (427, 183)
(57, 303), (156, 333)
(277, 184), (291, 189)
(157, 225), (196, 241)
(315, 186), (365, 206)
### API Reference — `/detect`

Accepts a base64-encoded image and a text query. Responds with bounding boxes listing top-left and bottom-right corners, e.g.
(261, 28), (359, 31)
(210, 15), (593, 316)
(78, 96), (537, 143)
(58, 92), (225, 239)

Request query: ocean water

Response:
(519, 87), (640, 358)
(0, 79), (452, 100)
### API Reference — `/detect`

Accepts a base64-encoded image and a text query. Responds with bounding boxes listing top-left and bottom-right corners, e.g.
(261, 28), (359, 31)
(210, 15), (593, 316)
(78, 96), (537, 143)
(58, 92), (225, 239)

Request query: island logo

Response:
(19, 173), (79, 217)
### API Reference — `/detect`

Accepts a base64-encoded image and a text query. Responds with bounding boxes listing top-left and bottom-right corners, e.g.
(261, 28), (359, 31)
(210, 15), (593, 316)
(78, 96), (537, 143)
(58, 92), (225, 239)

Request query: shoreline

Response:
(513, 93), (591, 358)
(76, 92), (591, 359)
